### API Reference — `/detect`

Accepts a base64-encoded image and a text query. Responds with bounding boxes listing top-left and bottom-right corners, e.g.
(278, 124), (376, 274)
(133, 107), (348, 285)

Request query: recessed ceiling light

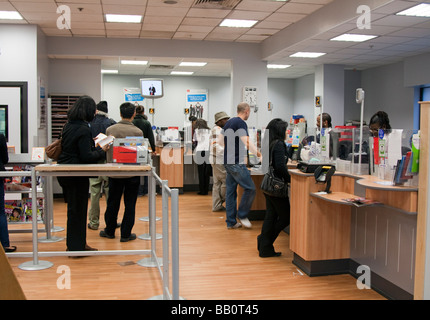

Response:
(396, 3), (430, 17)
(105, 14), (142, 23)
(101, 69), (118, 74)
(121, 60), (148, 65)
(179, 62), (207, 67)
(171, 71), (194, 75)
(290, 52), (326, 58)
(0, 11), (23, 20)
(330, 34), (377, 42)
(267, 64), (291, 69)
(220, 19), (258, 28)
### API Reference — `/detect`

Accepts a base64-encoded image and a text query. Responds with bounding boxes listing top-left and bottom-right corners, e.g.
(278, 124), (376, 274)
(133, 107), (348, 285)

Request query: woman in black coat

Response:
(258, 118), (291, 257)
(0, 133), (15, 252)
(57, 96), (107, 252)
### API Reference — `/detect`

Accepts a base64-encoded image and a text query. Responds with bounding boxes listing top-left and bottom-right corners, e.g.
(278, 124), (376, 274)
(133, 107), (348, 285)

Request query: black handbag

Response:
(260, 145), (288, 198)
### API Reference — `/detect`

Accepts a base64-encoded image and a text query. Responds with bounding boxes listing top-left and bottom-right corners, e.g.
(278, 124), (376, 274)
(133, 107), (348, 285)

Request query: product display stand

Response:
(138, 176), (163, 267)
(38, 175), (64, 243)
(17, 168), (53, 271)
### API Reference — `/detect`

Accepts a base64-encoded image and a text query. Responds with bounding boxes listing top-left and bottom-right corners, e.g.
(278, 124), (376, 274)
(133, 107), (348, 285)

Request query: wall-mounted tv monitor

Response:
(0, 105), (8, 141)
(140, 78), (164, 99)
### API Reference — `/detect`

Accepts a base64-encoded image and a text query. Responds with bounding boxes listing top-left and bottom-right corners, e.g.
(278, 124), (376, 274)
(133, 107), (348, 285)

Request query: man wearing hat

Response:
(210, 111), (230, 211)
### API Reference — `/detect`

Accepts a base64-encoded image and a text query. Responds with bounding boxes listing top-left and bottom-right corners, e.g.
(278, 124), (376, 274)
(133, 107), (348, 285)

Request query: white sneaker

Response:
(239, 217), (252, 228)
(227, 222), (242, 229)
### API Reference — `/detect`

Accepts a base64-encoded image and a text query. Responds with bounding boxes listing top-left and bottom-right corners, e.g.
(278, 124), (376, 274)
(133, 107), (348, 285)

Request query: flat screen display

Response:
(140, 78), (164, 99)
(0, 105), (8, 141)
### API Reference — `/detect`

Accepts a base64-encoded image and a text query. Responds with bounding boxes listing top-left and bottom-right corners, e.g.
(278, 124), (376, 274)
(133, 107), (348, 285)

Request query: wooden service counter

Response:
(289, 169), (418, 300)
(155, 145), (184, 189)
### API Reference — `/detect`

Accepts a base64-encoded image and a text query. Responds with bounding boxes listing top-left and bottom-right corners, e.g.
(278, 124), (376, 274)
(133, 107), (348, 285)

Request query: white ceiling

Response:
(1, 0), (430, 78)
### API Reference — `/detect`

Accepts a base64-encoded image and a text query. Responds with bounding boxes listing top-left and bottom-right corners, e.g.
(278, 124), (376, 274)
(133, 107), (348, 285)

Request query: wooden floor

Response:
(7, 192), (385, 300)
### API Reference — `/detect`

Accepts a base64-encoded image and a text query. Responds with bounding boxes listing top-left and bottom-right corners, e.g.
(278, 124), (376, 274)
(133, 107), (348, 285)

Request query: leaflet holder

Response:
(314, 165), (336, 193)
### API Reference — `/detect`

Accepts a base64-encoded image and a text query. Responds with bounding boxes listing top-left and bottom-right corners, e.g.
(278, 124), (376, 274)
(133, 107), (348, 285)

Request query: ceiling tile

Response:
(278, 2), (323, 14)
(266, 12), (306, 23)
(10, 1), (56, 11)
(235, 0), (284, 12)
(177, 25), (213, 33)
(140, 30), (175, 39)
(141, 23), (178, 32)
(187, 8), (231, 18)
(181, 17), (222, 27)
(173, 31), (208, 40)
(102, 4), (146, 15)
(226, 9), (271, 20)
(255, 20), (291, 29)
(145, 6), (188, 17)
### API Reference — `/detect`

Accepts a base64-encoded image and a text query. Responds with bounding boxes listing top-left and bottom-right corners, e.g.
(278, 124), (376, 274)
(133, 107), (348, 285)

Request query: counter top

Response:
(356, 175), (418, 191)
(35, 163), (152, 172)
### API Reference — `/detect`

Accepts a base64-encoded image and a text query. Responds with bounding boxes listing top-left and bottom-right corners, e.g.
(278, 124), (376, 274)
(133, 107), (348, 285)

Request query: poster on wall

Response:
(124, 88), (144, 102)
(186, 89), (208, 121)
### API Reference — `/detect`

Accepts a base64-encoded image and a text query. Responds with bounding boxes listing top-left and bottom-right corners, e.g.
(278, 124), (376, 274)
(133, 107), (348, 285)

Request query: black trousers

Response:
(58, 176), (90, 251)
(258, 194), (290, 256)
(197, 150), (211, 194)
(104, 176), (140, 238)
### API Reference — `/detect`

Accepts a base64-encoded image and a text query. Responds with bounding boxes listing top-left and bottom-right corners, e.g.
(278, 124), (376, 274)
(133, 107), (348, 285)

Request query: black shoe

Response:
(259, 251), (282, 258)
(4, 246), (17, 252)
(99, 230), (115, 239)
(120, 233), (137, 242)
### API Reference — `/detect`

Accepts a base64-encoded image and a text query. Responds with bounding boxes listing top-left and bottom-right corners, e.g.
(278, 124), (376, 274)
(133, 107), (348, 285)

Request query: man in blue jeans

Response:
(221, 102), (261, 229)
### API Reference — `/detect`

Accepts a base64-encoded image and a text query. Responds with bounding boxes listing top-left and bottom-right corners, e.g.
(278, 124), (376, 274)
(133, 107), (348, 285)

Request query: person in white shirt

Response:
(209, 112), (230, 211)
(193, 119), (211, 195)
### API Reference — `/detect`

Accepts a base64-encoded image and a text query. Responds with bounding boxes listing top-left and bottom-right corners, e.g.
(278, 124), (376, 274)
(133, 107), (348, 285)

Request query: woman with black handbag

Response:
(258, 118), (291, 257)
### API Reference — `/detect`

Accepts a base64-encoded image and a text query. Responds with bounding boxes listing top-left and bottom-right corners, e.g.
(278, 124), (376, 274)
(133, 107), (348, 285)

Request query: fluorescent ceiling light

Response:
(267, 64), (291, 69)
(330, 33), (377, 42)
(171, 71), (194, 75)
(121, 60), (148, 65)
(220, 19), (258, 28)
(105, 14), (142, 23)
(396, 3), (430, 17)
(0, 11), (23, 20)
(179, 62), (207, 67)
(101, 69), (118, 74)
(290, 52), (326, 58)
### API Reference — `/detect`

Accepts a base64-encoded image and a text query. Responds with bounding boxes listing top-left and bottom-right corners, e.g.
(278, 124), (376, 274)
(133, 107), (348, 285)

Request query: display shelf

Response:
(49, 94), (80, 140)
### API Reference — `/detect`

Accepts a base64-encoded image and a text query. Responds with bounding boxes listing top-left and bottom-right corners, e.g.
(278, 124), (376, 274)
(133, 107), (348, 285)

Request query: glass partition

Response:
(298, 125), (419, 186)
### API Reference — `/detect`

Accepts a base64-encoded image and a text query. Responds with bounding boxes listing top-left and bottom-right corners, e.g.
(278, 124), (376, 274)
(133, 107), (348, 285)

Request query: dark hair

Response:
(97, 100), (108, 113)
(136, 105), (144, 114)
(320, 112), (332, 128)
(119, 102), (136, 119)
(261, 118), (288, 172)
(68, 95), (97, 122)
(194, 118), (210, 130)
(266, 118), (288, 144)
(369, 111), (391, 130)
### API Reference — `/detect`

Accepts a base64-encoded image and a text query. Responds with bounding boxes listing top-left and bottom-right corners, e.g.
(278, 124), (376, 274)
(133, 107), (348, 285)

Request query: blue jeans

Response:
(0, 179), (10, 248)
(224, 164), (256, 227)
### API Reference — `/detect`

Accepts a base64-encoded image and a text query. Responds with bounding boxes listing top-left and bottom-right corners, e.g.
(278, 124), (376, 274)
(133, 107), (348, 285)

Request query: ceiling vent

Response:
(148, 64), (174, 70)
(193, 0), (242, 9)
